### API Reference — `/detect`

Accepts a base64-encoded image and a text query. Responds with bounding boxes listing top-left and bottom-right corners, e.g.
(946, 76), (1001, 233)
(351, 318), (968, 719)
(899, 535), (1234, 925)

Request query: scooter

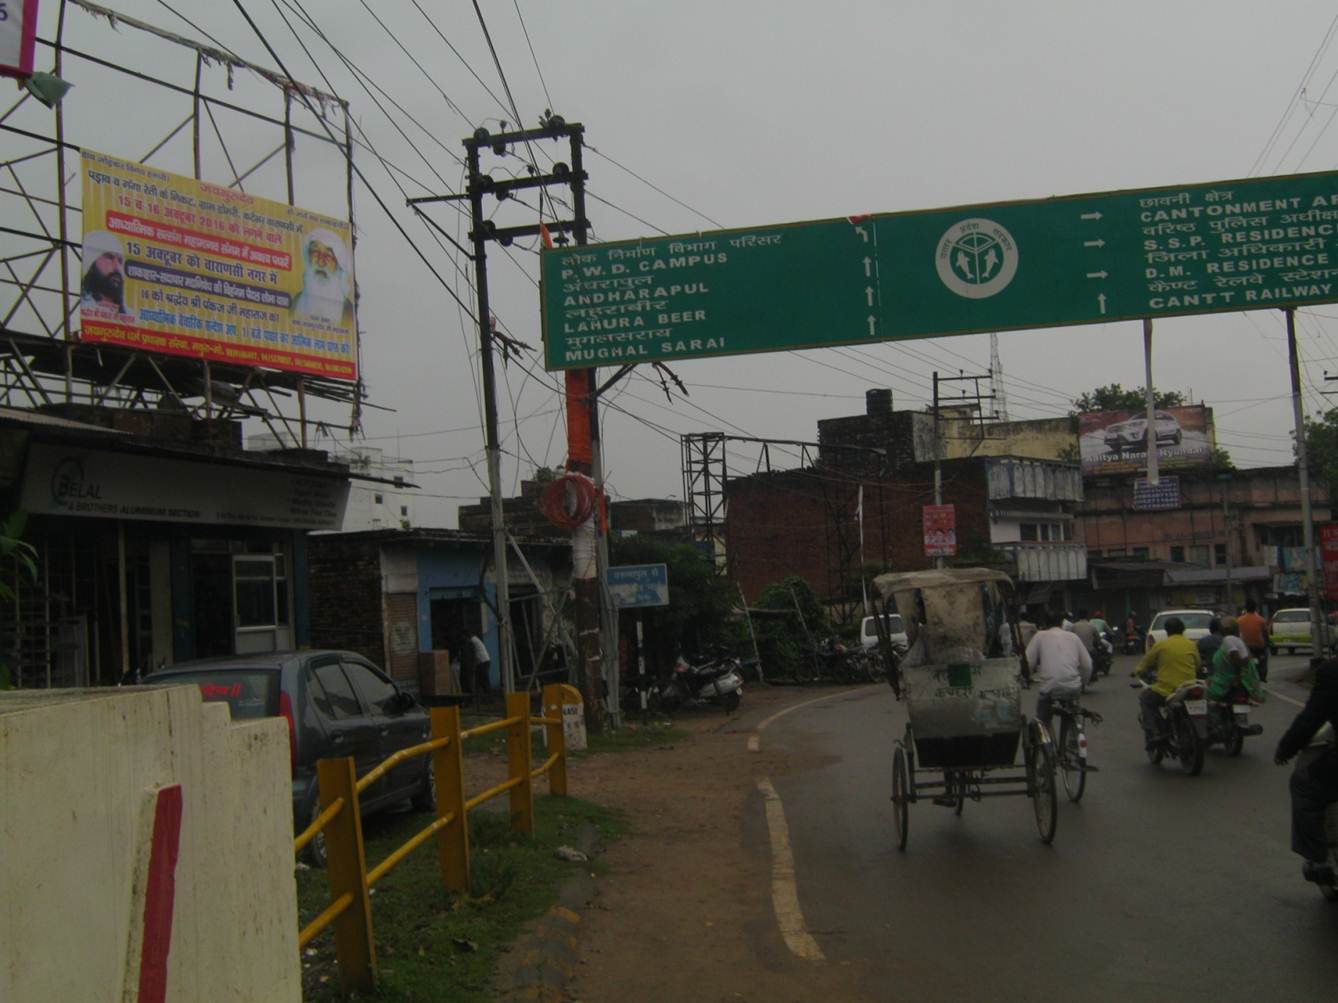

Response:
(1132, 677), (1208, 775)
(662, 653), (744, 713)
(1204, 687), (1264, 757)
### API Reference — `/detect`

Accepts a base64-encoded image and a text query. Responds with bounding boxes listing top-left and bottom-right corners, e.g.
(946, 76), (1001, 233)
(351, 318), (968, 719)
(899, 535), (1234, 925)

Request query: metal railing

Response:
(294, 683), (581, 993)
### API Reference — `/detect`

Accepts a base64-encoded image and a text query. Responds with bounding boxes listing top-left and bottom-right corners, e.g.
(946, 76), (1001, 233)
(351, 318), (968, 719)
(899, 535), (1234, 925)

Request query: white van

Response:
(861, 613), (908, 651)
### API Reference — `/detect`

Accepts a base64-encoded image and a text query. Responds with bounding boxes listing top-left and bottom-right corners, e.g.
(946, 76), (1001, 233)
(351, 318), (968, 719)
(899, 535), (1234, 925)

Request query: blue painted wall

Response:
(414, 546), (497, 688)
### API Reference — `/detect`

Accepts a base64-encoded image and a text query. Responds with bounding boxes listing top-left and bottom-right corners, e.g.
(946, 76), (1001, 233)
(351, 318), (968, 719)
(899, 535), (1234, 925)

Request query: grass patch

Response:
(296, 795), (626, 1002)
(577, 718), (688, 756)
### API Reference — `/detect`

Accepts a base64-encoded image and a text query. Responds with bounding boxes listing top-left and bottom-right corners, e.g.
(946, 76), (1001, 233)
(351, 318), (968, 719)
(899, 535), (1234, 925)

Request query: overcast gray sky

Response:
(17, 1), (1338, 523)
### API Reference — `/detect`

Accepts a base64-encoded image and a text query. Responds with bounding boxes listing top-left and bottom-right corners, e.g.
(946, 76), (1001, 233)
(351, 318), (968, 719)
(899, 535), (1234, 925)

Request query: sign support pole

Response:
(1142, 318), (1159, 487)
(466, 142), (514, 694)
(1284, 308), (1325, 657)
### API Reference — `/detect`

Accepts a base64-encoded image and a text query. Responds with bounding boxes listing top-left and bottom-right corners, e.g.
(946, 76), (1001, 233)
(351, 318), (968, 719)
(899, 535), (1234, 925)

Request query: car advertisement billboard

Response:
(79, 149), (357, 381)
(1077, 404), (1213, 476)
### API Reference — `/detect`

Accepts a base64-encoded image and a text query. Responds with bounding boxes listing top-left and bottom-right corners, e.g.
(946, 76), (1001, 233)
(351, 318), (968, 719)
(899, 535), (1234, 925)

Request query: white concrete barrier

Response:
(0, 685), (300, 1003)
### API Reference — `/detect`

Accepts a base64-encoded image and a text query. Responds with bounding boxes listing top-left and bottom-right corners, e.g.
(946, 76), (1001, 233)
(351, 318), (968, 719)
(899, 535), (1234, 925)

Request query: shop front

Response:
(2, 418), (350, 687)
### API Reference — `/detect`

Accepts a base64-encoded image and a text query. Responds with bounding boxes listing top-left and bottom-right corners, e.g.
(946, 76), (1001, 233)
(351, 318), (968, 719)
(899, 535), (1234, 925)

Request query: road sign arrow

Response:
(863, 257), (873, 277)
(866, 286), (875, 307)
(1098, 293), (1107, 314)
(1080, 211), (1102, 221)
(1083, 238), (1106, 249)
(855, 226), (869, 244)
(867, 315), (877, 337)
(1086, 270), (1108, 280)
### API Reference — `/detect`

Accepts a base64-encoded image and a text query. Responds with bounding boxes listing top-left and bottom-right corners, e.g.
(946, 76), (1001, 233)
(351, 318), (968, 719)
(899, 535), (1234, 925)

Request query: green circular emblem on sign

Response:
(935, 218), (1018, 299)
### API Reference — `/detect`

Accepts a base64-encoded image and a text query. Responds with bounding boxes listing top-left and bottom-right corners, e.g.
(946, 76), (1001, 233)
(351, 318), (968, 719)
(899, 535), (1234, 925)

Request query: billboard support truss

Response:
(0, 0), (363, 442)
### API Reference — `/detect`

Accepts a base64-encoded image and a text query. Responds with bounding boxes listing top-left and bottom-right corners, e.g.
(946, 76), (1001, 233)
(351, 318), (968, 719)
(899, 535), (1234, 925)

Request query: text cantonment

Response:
(539, 170), (1338, 371)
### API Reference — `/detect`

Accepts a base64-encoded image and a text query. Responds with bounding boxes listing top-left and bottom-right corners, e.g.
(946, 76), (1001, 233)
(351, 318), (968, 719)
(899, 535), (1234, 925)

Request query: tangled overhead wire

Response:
(537, 470), (600, 530)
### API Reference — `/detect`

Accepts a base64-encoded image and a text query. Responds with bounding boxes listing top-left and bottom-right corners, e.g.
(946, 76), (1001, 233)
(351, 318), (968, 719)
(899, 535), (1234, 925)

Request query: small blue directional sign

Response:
(607, 563), (670, 609)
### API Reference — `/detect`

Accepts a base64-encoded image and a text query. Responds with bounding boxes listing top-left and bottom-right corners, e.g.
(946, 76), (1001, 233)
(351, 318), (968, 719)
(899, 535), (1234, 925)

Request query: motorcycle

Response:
(1204, 687), (1264, 757)
(661, 653), (744, 713)
(1132, 677), (1208, 775)
(1122, 626), (1142, 656)
(1090, 634), (1114, 681)
(817, 636), (871, 683)
(1292, 724), (1338, 901)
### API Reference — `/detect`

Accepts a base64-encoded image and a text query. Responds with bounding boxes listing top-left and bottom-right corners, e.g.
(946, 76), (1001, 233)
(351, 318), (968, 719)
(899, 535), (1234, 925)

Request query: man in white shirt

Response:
(1024, 611), (1093, 729)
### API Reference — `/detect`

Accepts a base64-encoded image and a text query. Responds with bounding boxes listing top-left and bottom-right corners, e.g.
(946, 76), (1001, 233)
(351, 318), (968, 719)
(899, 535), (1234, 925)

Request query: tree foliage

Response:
(749, 575), (829, 680)
(608, 535), (740, 667)
(1070, 384), (1186, 415)
(1305, 408), (1338, 496)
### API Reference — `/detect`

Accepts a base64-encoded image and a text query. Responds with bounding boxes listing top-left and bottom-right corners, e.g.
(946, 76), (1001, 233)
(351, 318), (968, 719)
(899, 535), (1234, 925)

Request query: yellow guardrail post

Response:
(432, 705), (470, 894)
(541, 683), (569, 796)
(506, 692), (535, 835)
(316, 756), (376, 993)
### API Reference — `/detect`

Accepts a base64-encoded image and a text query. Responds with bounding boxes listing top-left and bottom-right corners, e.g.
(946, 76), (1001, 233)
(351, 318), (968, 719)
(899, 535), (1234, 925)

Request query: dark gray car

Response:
(144, 650), (433, 864)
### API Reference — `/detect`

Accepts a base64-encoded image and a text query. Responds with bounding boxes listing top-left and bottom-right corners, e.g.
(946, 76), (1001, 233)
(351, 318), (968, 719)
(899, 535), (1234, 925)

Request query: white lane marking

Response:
(756, 777), (825, 962)
(748, 684), (880, 753)
(1267, 686), (1305, 709)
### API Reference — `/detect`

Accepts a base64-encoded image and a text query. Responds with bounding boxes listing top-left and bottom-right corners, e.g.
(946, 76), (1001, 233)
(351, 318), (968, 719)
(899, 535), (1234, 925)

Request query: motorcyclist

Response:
(1197, 617), (1224, 664)
(1274, 657), (1338, 885)
(1133, 616), (1202, 750)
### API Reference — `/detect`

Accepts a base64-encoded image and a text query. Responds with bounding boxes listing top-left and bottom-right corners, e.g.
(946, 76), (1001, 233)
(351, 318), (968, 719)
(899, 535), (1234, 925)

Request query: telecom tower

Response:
(989, 332), (1009, 422)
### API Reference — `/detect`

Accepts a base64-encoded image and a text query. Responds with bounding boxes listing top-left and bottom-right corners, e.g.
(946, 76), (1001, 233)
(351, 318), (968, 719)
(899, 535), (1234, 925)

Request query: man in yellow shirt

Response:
(1134, 617), (1203, 749)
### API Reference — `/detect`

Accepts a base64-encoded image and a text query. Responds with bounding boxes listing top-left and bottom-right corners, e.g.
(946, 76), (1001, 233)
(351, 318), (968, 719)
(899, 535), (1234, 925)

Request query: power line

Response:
(512, 0), (553, 110)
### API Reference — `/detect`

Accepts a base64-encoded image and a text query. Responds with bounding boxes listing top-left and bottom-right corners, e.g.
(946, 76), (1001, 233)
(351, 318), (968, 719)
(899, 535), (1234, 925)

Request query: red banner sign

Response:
(1319, 522), (1338, 601)
(923, 503), (957, 558)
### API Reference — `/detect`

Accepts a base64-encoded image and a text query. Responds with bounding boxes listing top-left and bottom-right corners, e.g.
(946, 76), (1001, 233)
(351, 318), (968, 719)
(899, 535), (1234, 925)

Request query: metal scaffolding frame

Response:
(681, 431), (887, 623)
(0, 0), (364, 441)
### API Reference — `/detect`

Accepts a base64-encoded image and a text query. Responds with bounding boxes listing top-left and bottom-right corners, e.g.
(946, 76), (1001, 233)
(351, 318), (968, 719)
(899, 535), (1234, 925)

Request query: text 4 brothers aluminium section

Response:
(539, 170), (1338, 371)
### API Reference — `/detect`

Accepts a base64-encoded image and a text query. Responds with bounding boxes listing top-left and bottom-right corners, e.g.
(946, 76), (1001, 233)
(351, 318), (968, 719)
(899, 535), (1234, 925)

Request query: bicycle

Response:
(1049, 696), (1102, 802)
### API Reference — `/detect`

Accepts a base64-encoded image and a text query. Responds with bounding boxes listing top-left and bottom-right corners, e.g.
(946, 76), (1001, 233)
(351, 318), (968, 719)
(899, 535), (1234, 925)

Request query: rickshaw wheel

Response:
(892, 746), (910, 851)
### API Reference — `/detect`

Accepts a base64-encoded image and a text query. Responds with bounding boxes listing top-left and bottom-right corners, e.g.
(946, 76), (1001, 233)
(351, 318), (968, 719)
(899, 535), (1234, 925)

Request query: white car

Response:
(1145, 609), (1215, 652)
(1268, 608), (1335, 654)
(1104, 410), (1183, 453)
(861, 613), (908, 652)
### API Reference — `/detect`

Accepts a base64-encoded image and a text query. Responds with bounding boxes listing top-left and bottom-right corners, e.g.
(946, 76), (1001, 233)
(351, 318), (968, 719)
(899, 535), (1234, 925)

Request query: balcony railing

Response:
(996, 541), (1087, 582)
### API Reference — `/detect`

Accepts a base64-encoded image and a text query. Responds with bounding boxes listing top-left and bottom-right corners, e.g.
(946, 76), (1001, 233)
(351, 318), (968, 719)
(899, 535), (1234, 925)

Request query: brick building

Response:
(726, 390), (1086, 609)
(457, 477), (685, 537)
(307, 529), (570, 692)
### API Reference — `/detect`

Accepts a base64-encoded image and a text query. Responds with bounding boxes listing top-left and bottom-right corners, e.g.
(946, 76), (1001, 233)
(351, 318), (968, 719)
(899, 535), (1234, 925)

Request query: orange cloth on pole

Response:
(564, 370), (593, 469)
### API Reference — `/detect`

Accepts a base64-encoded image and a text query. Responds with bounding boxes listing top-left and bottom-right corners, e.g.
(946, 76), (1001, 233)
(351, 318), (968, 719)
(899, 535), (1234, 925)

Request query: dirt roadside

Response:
(527, 684), (881, 1003)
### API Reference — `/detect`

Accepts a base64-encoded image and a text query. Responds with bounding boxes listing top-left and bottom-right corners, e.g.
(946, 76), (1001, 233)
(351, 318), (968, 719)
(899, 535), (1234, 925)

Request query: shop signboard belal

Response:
(1077, 404), (1213, 476)
(20, 444), (350, 530)
(78, 150), (358, 381)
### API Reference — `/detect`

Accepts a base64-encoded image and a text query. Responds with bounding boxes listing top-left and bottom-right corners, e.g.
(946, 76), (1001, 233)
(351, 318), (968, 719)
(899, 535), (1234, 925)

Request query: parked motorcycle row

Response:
(621, 651), (746, 716)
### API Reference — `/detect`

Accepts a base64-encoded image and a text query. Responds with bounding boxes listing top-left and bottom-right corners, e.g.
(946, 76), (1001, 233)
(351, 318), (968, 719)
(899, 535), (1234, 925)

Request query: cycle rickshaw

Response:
(873, 568), (1058, 848)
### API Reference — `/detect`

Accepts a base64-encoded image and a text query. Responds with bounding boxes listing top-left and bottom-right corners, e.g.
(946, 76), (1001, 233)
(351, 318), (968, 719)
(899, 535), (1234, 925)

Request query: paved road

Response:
(765, 654), (1338, 1001)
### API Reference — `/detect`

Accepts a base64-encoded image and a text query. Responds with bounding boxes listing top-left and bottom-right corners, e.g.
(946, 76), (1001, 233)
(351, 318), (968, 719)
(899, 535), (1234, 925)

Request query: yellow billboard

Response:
(79, 150), (357, 382)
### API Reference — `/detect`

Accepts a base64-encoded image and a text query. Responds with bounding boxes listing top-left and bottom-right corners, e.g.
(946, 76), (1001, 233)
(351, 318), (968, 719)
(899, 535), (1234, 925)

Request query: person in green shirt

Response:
(1133, 617), (1203, 749)
(1205, 616), (1263, 703)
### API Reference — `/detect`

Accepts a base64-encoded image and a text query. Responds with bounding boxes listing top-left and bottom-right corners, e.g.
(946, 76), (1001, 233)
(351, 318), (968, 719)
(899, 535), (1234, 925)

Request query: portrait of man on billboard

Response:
(292, 227), (354, 325)
(79, 230), (132, 320)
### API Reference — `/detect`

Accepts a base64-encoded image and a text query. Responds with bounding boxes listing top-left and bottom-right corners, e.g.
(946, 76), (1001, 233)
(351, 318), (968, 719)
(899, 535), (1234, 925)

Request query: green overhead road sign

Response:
(540, 170), (1338, 370)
